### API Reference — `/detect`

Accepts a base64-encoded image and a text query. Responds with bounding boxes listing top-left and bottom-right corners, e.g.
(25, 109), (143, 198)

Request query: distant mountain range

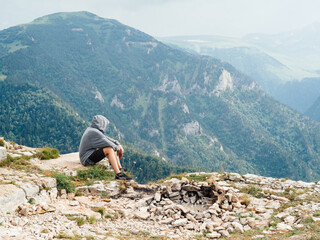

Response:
(1, 12), (320, 181)
(159, 24), (320, 116)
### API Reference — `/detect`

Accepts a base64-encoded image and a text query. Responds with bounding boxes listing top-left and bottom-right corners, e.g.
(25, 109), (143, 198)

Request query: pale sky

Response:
(1, 0), (320, 37)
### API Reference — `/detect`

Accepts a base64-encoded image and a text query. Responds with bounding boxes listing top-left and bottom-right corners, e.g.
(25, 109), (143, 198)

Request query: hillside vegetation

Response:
(1, 12), (320, 181)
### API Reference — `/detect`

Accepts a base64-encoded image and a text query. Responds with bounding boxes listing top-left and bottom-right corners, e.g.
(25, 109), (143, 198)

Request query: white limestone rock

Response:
(0, 147), (7, 162)
(21, 183), (40, 198)
(172, 218), (188, 227)
(0, 184), (26, 212)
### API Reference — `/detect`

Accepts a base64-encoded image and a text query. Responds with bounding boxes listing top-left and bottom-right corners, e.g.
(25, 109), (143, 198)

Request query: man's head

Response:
(91, 115), (110, 133)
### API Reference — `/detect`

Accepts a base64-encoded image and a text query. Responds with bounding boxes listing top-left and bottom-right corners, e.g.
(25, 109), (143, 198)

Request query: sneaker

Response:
(115, 172), (132, 181)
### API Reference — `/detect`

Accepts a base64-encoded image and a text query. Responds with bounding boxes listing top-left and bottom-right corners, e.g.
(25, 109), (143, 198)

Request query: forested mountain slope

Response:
(1, 12), (320, 181)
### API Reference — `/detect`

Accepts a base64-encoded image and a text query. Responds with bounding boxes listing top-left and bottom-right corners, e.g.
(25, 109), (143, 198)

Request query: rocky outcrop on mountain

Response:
(1, 139), (320, 239)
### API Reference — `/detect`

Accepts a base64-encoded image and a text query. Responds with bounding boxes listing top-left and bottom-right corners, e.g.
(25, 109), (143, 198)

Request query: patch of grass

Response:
(56, 233), (72, 239)
(41, 229), (49, 233)
(240, 184), (264, 198)
(36, 147), (59, 160)
(157, 173), (187, 183)
(313, 211), (320, 217)
(238, 194), (251, 207)
(0, 154), (38, 172)
(77, 165), (114, 184)
(137, 230), (151, 237)
(88, 216), (96, 224)
(105, 212), (119, 220)
(76, 217), (86, 226)
(269, 213), (281, 227)
(92, 207), (105, 216)
(187, 173), (212, 182)
(0, 139), (4, 147)
(53, 173), (75, 193)
(303, 216), (315, 224)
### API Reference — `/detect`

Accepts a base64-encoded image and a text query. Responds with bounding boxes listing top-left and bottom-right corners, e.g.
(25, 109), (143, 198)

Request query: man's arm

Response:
(105, 136), (120, 145)
(90, 132), (120, 152)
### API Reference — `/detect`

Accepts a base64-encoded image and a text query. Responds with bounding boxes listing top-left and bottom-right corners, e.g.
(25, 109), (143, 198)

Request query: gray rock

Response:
(206, 231), (221, 239)
(277, 222), (293, 231)
(185, 223), (195, 230)
(40, 177), (57, 189)
(172, 218), (188, 227)
(171, 182), (181, 192)
(69, 201), (79, 206)
(182, 184), (200, 192)
(219, 230), (230, 237)
(232, 222), (244, 233)
(154, 191), (161, 202)
(160, 217), (173, 224)
(21, 183), (39, 198)
(0, 184), (26, 212)
(134, 211), (150, 220)
(0, 147), (7, 162)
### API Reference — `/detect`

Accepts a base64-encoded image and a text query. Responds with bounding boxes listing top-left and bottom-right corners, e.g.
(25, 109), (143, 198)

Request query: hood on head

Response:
(91, 115), (110, 133)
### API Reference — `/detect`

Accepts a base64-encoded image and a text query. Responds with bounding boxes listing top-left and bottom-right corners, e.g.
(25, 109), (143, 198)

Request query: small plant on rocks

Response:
(76, 217), (86, 226)
(54, 173), (75, 193)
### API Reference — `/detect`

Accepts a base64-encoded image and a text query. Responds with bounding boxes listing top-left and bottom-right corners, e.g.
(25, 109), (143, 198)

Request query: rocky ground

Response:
(1, 138), (320, 240)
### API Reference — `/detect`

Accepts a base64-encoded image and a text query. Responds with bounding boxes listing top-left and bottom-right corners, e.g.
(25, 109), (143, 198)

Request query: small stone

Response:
(160, 217), (173, 224)
(154, 191), (161, 202)
(171, 182), (181, 192)
(232, 222), (244, 233)
(181, 177), (189, 184)
(206, 231), (221, 239)
(243, 224), (252, 231)
(186, 213), (197, 223)
(219, 230), (230, 237)
(134, 211), (150, 220)
(277, 222), (293, 231)
(285, 215), (296, 225)
(69, 200), (79, 206)
(20, 207), (28, 216)
(172, 218), (187, 227)
(185, 223), (195, 230)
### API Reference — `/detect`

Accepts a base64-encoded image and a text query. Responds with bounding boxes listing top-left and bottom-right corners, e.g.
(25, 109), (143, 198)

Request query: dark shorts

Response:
(88, 148), (106, 164)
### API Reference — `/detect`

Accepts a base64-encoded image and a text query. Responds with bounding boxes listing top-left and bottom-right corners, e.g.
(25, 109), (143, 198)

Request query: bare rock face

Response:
(0, 146), (7, 162)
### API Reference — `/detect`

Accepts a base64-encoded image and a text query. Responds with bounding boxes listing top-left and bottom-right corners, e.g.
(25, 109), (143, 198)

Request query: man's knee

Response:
(103, 147), (115, 156)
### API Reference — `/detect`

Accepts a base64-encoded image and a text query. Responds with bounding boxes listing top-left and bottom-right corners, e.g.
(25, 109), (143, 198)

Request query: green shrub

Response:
(0, 139), (4, 147)
(54, 173), (75, 193)
(36, 147), (60, 160)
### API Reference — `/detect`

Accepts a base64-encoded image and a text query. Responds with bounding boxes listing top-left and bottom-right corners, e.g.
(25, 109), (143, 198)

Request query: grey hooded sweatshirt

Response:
(79, 115), (120, 166)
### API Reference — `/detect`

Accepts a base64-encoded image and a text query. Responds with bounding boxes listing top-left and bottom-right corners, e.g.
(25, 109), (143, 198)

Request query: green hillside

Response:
(0, 82), (87, 152)
(1, 12), (320, 181)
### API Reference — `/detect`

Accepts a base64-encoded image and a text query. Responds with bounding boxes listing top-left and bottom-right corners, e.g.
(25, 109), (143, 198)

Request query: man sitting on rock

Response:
(79, 115), (132, 180)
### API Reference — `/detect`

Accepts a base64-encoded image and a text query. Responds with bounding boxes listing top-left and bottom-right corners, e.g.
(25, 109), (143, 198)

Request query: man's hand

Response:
(118, 144), (124, 158)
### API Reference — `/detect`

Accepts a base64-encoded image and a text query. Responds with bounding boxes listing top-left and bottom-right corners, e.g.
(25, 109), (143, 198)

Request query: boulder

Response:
(0, 147), (7, 162)
(0, 184), (26, 212)
(21, 183), (40, 198)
